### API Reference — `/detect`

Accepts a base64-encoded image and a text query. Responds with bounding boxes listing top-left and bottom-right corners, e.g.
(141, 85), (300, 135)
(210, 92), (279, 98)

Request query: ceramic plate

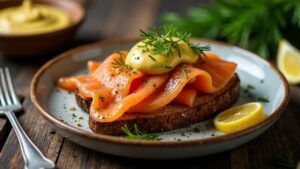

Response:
(31, 38), (289, 159)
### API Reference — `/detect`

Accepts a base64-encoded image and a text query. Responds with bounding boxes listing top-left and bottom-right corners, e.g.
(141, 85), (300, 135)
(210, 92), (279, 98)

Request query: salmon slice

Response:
(58, 52), (144, 98)
(87, 61), (101, 72)
(192, 53), (237, 93)
(92, 52), (145, 99)
(129, 54), (237, 113)
(57, 76), (79, 92)
(129, 64), (204, 113)
(59, 52), (164, 122)
(174, 86), (197, 107)
(90, 75), (169, 122)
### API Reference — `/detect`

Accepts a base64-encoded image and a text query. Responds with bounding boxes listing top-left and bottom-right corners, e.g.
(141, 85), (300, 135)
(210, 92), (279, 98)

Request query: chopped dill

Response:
(148, 55), (156, 61)
(99, 96), (105, 102)
(69, 107), (76, 111)
(257, 96), (270, 103)
(112, 52), (130, 69)
(186, 124), (192, 129)
(192, 127), (201, 133)
(181, 66), (190, 79)
(164, 65), (172, 69)
(142, 79), (148, 83)
(247, 84), (255, 90)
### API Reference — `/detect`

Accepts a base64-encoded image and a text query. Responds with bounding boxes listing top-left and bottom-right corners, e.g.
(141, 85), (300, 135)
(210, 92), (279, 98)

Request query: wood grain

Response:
(0, 97), (64, 169)
(1, 0), (300, 169)
(230, 86), (300, 169)
(0, 57), (22, 151)
(56, 139), (231, 169)
(0, 119), (10, 151)
(121, 0), (159, 37)
(0, 65), (64, 169)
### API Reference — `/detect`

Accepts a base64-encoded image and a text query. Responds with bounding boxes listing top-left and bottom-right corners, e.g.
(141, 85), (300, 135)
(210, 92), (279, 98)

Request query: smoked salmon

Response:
(129, 54), (237, 113)
(58, 51), (237, 122)
(174, 87), (197, 107)
(192, 53), (237, 93)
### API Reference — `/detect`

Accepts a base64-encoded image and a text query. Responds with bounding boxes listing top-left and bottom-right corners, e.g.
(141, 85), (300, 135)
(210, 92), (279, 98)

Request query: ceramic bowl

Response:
(31, 38), (289, 159)
(0, 0), (85, 57)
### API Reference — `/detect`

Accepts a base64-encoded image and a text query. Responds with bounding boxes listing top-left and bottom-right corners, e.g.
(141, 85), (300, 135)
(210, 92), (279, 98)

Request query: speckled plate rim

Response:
(30, 38), (290, 147)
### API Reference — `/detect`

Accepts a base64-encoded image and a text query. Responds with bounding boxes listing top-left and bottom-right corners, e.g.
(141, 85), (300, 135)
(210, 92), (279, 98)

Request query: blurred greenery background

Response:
(161, 0), (300, 58)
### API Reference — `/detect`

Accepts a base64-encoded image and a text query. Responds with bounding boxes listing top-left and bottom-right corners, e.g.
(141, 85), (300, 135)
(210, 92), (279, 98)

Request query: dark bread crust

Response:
(75, 74), (240, 135)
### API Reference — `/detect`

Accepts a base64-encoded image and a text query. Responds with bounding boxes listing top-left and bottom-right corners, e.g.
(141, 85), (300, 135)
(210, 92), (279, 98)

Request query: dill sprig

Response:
(276, 151), (294, 168)
(181, 65), (191, 79)
(112, 51), (130, 69)
(121, 124), (160, 141)
(189, 43), (211, 56)
(139, 25), (210, 58)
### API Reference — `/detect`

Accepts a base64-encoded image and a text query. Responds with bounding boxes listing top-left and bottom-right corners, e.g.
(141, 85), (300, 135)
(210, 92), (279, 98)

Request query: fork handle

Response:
(5, 111), (55, 169)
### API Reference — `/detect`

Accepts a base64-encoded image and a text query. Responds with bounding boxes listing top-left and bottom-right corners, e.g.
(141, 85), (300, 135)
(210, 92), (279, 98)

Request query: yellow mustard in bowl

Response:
(0, 0), (70, 35)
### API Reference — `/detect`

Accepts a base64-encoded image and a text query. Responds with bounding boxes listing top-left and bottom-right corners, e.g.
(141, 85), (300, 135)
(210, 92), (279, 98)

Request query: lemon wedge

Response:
(277, 39), (300, 84)
(214, 102), (266, 133)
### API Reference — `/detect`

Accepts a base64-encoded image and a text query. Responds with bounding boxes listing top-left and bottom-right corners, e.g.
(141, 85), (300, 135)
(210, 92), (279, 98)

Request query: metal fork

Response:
(0, 68), (55, 169)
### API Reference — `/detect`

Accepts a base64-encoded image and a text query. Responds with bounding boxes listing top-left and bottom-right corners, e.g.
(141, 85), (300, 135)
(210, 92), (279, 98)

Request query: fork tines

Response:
(0, 68), (19, 107)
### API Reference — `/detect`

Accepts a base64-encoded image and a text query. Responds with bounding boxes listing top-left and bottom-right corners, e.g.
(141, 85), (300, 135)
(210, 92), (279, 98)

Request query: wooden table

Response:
(0, 0), (299, 168)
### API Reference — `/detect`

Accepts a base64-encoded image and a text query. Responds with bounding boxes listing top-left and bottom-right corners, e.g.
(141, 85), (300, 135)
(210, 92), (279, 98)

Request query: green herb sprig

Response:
(162, 0), (300, 58)
(139, 25), (210, 58)
(112, 51), (130, 69)
(189, 43), (211, 56)
(276, 151), (294, 168)
(257, 96), (270, 103)
(181, 66), (191, 79)
(121, 124), (160, 141)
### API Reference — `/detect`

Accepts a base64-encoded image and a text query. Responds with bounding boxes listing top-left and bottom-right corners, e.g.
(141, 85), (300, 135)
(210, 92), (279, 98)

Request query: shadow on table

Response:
(92, 151), (230, 169)
(0, 37), (97, 65)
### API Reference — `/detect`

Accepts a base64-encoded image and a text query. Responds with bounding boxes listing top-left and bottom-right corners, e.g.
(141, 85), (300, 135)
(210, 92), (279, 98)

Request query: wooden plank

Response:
(230, 85), (300, 169)
(0, 66), (64, 168)
(120, 0), (159, 37)
(1, 1), (299, 169)
(77, 0), (115, 41)
(55, 140), (110, 169)
(0, 63), (27, 151)
(231, 145), (249, 169)
(0, 120), (10, 151)
(0, 97), (64, 169)
(57, 138), (231, 169)
(99, 0), (131, 39)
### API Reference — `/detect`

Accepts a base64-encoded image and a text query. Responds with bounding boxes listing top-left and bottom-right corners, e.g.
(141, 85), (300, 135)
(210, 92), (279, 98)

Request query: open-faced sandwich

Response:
(57, 25), (240, 135)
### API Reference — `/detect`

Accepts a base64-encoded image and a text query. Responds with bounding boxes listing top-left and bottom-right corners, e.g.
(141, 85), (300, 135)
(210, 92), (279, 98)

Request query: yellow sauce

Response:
(0, 0), (70, 35)
(125, 37), (198, 74)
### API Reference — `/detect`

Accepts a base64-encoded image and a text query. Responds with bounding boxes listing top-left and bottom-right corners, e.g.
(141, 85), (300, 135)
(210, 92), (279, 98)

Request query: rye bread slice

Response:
(75, 74), (240, 135)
